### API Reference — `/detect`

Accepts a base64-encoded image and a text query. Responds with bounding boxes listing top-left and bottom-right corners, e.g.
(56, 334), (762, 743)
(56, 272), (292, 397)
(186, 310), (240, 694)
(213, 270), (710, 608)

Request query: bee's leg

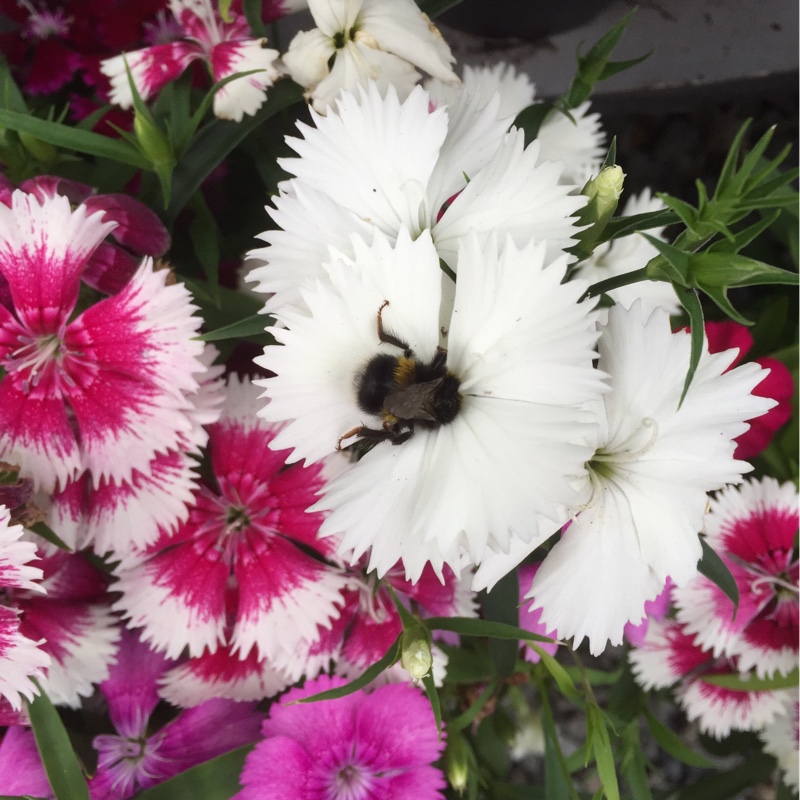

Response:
(337, 424), (395, 450)
(376, 301), (411, 355)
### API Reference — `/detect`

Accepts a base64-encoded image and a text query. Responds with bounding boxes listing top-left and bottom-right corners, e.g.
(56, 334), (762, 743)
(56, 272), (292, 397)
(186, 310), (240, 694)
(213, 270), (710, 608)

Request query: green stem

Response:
(584, 267), (649, 299)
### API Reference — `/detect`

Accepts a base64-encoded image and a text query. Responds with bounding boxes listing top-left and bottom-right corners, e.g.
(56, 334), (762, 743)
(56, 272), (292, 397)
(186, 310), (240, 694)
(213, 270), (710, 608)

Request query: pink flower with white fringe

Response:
(10, 540), (120, 708)
(87, 627), (265, 800)
(100, 0), (282, 122)
(290, 561), (477, 686)
(760, 693), (799, 792)
(0, 505), (49, 712)
(113, 375), (349, 676)
(629, 617), (790, 739)
(0, 189), (206, 494)
(674, 477), (798, 679)
(235, 674), (446, 800)
(4, 174), (171, 296)
(46, 345), (225, 559)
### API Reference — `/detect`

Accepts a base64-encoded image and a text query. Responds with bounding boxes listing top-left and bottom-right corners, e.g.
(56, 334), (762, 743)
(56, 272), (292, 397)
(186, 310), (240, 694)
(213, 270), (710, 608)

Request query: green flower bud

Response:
(582, 164), (625, 223)
(444, 728), (471, 794)
(400, 625), (432, 681)
(133, 111), (173, 171)
(18, 132), (57, 164)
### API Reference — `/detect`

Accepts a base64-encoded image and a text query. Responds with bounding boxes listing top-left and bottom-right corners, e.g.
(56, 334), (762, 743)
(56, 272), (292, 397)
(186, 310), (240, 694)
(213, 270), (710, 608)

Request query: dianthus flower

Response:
(760, 693), (799, 792)
(0, 505), (49, 712)
(101, 0), (284, 122)
(247, 82), (586, 315)
(629, 616), (789, 739)
(113, 375), (348, 675)
(258, 228), (604, 580)
(674, 477), (798, 678)
(235, 674), (447, 800)
(517, 302), (775, 654)
(282, 0), (457, 113)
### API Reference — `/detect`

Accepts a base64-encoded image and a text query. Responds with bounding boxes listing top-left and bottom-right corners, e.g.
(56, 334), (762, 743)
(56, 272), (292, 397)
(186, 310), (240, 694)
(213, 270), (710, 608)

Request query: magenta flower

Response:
(623, 578), (673, 647)
(0, 190), (206, 493)
(0, 505), (49, 712)
(89, 628), (265, 800)
(113, 376), (348, 679)
(0, 726), (53, 799)
(100, 0), (283, 122)
(518, 563), (559, 663)
(235, 674), (447, 800)
(704, 321), (794, 460)
(675, 477), (798, 678)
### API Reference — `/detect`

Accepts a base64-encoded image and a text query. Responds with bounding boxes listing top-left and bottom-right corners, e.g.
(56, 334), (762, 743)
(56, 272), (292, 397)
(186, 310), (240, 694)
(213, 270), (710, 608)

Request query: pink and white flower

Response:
(235, 674), (447, 800)
(760, 693), (799, 792)
(0, 505), (49, 712)
(629, 617), (789, 739)
(674, 477), (798, 678)
(113, 375), (348, 675)
(0, 189), (207, 494)
(100, 0), (282, 122)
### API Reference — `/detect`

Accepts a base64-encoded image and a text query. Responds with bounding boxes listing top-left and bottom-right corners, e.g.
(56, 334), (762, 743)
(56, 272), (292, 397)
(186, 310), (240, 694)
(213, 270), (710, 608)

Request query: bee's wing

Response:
(384, 378), (443, 422)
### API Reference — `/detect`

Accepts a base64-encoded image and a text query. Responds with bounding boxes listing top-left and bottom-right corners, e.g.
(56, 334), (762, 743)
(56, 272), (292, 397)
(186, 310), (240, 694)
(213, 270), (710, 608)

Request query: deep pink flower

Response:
(235, 674), (447, 800)
(0, 726), (53, 799)
(113, 376), (348, 683)
(100, 0), (284, 122)
(88, 627), (265, 800)
(704, 321), (794, 459)
(518, 563), (559, 663)
(0, 190), (206, 493)
(675, 477), (798, 678)
(623, 578), (673, 647)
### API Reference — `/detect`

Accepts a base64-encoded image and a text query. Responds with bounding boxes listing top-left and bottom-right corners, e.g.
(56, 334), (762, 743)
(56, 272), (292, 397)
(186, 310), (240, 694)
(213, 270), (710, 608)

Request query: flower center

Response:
(19, 2), (71, 39)
(333, 762), (370, 800)
(4, 331), (74, 393)
(332, 26), (357, 50)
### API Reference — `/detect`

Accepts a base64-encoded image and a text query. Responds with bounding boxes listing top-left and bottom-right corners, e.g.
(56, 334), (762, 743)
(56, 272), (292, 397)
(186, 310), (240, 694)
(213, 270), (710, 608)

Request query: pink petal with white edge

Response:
(629, 619), (710, 691)
(100, 42), (202, 108)
(211, 39), (280, 122)
(0, 507), (43, 592)
(0, 606), (50, 711)
(82, 241), (142, 296)
(678, 674), (790, 740)
(20, 599), (120, 708)
(47, 475), (90, 551)
(159, 646), (291, 707)
(181, 344), (226, 451)
(0, 191), (114, 332)
(86, 450), (200, 557)
(113, 540), (228, 659)
(64, 258), (205, 486)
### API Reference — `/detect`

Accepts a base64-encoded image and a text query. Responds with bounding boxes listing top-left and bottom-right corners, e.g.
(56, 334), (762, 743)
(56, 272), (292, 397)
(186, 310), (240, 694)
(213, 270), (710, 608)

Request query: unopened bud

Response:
(444, 728), (471, 794)
(582, 164), (625, 222)
(18, 132), (57, 164)
(401, 625), (432, 681)
(133, 112), (173, 171)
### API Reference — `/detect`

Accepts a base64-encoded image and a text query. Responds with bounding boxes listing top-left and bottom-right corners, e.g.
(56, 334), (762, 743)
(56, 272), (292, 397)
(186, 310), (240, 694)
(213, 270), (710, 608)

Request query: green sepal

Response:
(698, 536), (740, 611)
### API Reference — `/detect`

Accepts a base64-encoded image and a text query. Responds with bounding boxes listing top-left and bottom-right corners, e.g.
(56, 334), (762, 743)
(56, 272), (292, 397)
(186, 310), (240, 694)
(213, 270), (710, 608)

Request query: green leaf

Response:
(0, 110), (148, 168)
(513, 102), (553, 146)
(482, 568), (520, 678)
(424, 616), (555, 645)
(26, 681), (89, 800)
(642, 235), (691, 285)
(715, 120), (750, 198)
(296, 636), (402, 703)
(28, 521), (71, 552)
(658, 194), (699, 230)
(688, 252), (799, 289)
(674, 751), (775, 800)
(538, 675), (580, 800)
(707, 210), (780, 254)
(242, 0), (266, 35)
(643, 707), (715, 768)
(672, 285), (705, 406)
(698, 537), (739, 610)
(530, 646), (581, 702)
(702, 286), (753, 326)
(200, 313), (274, 342)
(165, 79), (303, 222)
(0, 54), (28, 113)
(701, 668), (798, 692)
(421, 671), (443, 733)
(619, 721), (653, 800)
(187, 193), (221, 297)
(450, 679), (498, 731)
(587, 705), (619, 800)
(134, 745), (251, 800)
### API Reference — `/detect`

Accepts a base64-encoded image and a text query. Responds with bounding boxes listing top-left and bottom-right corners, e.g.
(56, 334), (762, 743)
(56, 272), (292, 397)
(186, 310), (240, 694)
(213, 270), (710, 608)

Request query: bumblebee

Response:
(338, 301), (462, 449)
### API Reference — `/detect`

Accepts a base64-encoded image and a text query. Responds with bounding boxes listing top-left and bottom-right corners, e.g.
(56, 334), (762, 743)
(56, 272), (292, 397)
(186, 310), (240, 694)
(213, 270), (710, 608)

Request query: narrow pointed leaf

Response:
(708, 211), (780, 254)
(598, 53), (652, 79)
(698, 537), (739, 610)
(483, 569), (520, 678)
(296, 636), (402, 703)
(26, 681), (90, 800)
(658, 194), (699, 229)
(421, 671), (443, 733)
(450, 680), (498, 731)
(587, 705), (619, 800)
(599, 209), (679, 243)
(689, 253), (799, 289)
(424, 616), (556, 644)
(714, 120), (750, 198)
(673, 285), (705, 406)
(620, 721), (653, 800)
(643, 707), (715, 767)
(703, 286), (753, 326)
(701, 668), (798, 691)
(538, 675), (579, 800)
(0, 110), (148, 167)
(529, 645), (580, 701)
(513, 102), (553, 146)
(0, 55), (28, 113)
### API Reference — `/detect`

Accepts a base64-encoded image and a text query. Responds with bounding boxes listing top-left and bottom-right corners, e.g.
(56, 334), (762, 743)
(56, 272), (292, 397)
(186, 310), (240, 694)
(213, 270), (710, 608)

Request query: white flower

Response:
(428, 63), (605, 186)
(760, 693), (799, 792)
(574, 189), (681, 317)
(247, 82), (586, 315)
(282, 0), (458, 112)
(257, 227), (604, 580)
(523, 302), (776, 655)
